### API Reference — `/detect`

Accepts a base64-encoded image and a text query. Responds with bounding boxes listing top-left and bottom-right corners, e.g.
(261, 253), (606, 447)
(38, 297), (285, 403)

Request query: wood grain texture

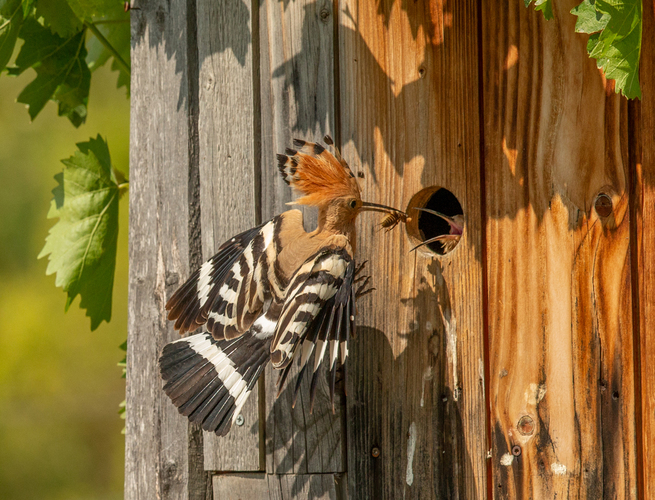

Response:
(126, 1), (198, 498)
(212, 473), (346, 499)
(481, 1), (637, 497)
(196, 0), (262, 471)
(339, 1), (487, 498)
(259, 0), (345, 475)
(635, 1), (655, 497)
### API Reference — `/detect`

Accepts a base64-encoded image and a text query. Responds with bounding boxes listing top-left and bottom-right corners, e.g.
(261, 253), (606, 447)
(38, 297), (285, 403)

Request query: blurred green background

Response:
(0, 62), (128, 499)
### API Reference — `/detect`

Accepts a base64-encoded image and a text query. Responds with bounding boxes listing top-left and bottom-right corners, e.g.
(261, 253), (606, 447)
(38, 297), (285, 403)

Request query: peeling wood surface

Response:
(339, 1), (487, 498)
(197, 0), (262, 471)
(259, 0), (345, 476)
(481, 0), (637, 497)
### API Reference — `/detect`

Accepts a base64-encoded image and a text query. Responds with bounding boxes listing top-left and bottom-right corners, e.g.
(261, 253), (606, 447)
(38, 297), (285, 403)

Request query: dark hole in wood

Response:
(417, 188), (464, 255)
(511, 445), (521, 456)
(517, 415), (535, 436)
(595, 193), (613, 217)
(612, 391), (619, 400)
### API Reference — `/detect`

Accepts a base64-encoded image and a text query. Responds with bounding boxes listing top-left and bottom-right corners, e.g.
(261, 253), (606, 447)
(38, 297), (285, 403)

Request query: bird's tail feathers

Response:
(159, 331), (270, 436)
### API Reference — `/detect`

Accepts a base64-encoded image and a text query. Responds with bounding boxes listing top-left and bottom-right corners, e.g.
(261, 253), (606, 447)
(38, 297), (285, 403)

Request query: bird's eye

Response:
(349, 199), (357, 209)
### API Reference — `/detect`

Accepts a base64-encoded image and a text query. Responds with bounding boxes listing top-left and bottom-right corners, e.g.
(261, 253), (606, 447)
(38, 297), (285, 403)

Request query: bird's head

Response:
(277, 136), (405, 230)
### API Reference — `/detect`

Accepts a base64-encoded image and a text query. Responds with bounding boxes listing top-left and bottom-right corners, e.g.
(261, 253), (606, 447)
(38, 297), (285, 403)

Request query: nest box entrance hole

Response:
(406, 187), (464, 255)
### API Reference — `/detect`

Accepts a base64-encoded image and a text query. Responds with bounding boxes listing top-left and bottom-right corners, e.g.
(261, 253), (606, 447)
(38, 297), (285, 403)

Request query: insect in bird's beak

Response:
(410, 207), (464, 253)
(360, 202), (409, 231)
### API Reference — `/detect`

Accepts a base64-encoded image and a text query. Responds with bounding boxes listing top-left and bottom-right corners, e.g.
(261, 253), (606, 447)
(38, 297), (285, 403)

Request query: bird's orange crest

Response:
(277, 136), (361, 206)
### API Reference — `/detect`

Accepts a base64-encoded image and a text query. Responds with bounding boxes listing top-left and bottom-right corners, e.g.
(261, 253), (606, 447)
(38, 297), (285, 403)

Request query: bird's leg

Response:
(353, 260), (375, 298)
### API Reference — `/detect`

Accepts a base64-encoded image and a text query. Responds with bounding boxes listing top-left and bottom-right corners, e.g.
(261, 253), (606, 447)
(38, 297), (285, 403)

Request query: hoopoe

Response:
(411, 208), (464, 253)
(159, 136), (406, 436)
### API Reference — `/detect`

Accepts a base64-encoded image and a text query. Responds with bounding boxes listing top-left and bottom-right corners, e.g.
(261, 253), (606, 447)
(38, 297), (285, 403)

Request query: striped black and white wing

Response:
(270, 248), (356, 411)
(166, 217), (280, 339)
(160, 326), (272, 436)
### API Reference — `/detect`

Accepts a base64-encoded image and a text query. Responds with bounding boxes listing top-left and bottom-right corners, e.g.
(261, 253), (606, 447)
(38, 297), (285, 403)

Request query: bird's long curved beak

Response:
(413, 207), (464, 235)
(361, 201), (406, 215)
(410, 207), (465, 253)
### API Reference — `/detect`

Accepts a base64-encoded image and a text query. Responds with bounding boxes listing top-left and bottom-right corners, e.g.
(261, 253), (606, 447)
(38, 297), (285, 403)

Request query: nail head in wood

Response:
(371, 446), (380, 458)
(511, 445), (521, 457)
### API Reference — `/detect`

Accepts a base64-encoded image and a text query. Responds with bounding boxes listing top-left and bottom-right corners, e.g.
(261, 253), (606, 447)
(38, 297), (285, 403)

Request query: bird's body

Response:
(159, 137), (403, 436)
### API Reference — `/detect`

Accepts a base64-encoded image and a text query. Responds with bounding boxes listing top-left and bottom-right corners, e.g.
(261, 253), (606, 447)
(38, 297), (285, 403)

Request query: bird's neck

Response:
(314, 206), (357, 250)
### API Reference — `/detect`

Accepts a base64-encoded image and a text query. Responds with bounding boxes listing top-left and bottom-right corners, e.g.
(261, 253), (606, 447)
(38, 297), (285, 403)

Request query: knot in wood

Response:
(594, 193), (613, 218)
(371, 446), (380, 458)
(319, 7), (330, 22)
(517, 415), (534, 436)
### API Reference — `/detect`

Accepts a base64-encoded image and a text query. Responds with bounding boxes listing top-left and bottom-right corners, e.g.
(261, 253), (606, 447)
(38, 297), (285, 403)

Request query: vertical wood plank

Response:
(197, 0), (262, 471)
(635, 0), (655, 496)
(339, 1), (487, 498)
(259, 0), (345, 475)
(481, 0), (637, 497)
(126, 0), (200, 497)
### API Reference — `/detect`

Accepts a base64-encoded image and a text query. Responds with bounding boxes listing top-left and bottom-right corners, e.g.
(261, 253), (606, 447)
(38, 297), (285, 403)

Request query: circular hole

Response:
(594, 193), (613, 218)
(406, 187), (464, 255)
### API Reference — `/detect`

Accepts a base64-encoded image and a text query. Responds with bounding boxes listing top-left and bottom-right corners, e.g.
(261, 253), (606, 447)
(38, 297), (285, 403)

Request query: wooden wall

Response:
(126, 0), (654, 498)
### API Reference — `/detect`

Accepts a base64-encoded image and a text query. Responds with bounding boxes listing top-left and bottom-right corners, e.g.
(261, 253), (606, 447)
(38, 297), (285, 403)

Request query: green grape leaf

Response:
(65, 0), (122, 22)
(12, 18), (90, 125)
(35, 0), (83, 38)
(572, 0), (610, 32)
(85, 14), (130, 93)
(39, 135), (119, 330)
(0, 0), (24, 73)
(572, 0), (642, 99)
(525, 0), (554, 20)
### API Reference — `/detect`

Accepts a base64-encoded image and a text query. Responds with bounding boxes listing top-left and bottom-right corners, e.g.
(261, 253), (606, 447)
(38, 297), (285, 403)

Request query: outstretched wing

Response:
(270, 247), (356, 411)
(166, 217), (280, 339)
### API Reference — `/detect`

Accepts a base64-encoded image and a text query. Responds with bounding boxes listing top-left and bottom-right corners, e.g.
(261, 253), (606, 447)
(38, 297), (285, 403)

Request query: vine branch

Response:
(85, 22), (131, 76)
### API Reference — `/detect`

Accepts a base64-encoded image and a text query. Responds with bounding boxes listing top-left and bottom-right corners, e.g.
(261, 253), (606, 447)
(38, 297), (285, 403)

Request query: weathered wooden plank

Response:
(339, 1), (487, 498)
(259, 0), (345, 475)
(481, 0), (637, 497)
(212, 473), (346, 499)
(635, 0), (655, 496)
(197, 0), (262, 471)
(273, 473), (346, 499)
(213, 473), (274, 499)
(126, 1), (205, 498)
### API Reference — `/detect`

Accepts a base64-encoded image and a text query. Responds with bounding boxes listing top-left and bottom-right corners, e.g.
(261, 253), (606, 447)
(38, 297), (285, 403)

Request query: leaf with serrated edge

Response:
(13, 18), (90, 125)
(571, 0), (642, 99)
(572, 0), (610, 33)
(39, 135), (119, 330)
(35, 0), (82, 38)
(526, 0), (554, 20)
